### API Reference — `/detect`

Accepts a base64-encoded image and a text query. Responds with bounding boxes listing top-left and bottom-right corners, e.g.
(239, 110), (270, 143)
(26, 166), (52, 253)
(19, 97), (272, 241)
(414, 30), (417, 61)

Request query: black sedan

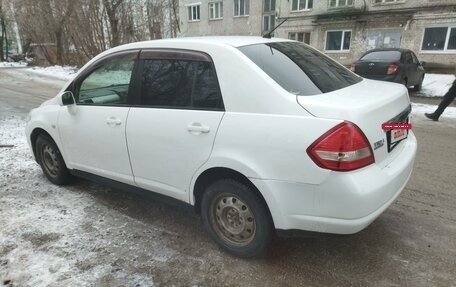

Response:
(350, 48), (425, 91)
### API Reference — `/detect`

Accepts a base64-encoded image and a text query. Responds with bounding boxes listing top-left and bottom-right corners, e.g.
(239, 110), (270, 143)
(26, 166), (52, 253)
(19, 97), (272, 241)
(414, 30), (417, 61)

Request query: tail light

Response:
(387, 64), (399, 75)
(349, 64), (356, 72)
(307, 122), (375, 171)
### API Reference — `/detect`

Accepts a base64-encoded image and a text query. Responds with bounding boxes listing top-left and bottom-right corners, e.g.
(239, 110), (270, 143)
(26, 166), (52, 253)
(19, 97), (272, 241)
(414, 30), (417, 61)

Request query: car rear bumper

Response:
(251, 132), (417, 234)
(361, 74), (402, 83)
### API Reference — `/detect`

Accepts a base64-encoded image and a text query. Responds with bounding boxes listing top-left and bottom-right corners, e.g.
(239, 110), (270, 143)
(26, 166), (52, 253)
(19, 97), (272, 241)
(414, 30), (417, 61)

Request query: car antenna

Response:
(263, 18), (288, 39)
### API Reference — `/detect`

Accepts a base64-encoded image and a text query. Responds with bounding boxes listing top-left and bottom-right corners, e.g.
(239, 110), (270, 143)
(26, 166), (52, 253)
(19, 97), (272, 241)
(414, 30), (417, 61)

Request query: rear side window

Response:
(140, 59), (223, 110)
(360, 51), (401, 61)
(239, 42), (361, 95)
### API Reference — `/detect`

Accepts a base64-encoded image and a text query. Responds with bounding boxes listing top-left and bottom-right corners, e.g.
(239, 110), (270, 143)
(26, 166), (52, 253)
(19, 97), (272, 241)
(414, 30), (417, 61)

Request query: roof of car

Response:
(115, 36), (292, 50)
(364, 48), (411, 53)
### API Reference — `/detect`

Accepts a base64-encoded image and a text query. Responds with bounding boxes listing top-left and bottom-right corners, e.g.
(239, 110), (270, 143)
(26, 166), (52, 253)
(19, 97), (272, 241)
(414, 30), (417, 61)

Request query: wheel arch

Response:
(30, 128), (54, 160)
(192, 167), (275, 228)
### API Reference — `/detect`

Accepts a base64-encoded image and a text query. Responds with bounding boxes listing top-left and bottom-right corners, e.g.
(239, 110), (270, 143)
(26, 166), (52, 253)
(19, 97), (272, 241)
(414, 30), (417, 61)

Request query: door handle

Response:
(106, 117), (122, 126)
(187, 123), (210, 134)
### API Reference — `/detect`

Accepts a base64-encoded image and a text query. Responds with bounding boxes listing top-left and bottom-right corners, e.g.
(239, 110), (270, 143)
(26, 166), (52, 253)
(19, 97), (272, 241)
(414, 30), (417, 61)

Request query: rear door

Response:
(403, 51), (415, 85)
(126, 49), (225, 201)
(410, 52), (425, 85)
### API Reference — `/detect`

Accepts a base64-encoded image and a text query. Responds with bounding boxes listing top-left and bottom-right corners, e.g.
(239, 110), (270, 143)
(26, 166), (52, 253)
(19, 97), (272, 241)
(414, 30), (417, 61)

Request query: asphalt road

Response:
(1, 68), (455, 286)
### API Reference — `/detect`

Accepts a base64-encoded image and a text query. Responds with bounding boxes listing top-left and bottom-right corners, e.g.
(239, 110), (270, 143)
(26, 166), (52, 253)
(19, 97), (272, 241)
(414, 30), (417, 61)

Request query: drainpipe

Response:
(404, 19), (411, 31)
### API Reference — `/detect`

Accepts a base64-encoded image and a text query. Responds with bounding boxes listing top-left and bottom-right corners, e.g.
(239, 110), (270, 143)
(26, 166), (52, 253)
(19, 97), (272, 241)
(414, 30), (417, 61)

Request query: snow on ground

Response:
(0, 61), (28, 68)
(0, 100), (455, 285)
(420, 73), (455, 97)
(412, 103), (456, 118)
(0, 116), (178, 286)
(411, 103), (456, 128)
(26, 65), (79, 81)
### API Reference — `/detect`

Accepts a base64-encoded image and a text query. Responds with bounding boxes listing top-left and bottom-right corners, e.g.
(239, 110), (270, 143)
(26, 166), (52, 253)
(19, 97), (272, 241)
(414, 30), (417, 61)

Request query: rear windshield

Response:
(238, 42), (361, 95)
(360, 51), (401, 61)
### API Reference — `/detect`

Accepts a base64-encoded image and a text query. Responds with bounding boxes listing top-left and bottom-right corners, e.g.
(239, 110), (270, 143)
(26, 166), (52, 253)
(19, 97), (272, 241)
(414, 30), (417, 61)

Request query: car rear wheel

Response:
(35, 134), (71, 185)
(413, 76), (424, 92)
(401, 78), (408, 88)
(201, 179), (273, 258)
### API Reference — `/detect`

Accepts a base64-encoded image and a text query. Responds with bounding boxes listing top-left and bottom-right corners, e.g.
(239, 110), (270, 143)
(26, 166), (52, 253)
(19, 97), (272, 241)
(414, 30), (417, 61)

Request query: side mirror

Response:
(59, 91), (75, 106)
(420, 61), (426, 67)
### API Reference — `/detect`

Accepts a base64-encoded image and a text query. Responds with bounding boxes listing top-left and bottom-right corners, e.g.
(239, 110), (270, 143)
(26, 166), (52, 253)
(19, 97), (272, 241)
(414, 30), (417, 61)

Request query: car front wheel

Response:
(201, 179), (273, 258)
(35, 134), (71, 185)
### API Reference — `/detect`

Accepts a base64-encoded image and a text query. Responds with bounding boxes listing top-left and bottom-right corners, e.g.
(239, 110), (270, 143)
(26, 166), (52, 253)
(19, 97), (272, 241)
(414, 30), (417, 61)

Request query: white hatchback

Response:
(26, 37), (417, 257)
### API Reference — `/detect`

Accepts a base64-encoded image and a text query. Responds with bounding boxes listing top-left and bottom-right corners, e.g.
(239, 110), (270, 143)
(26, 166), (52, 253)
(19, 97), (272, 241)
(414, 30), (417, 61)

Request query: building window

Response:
(291, 0), (313, 11)
(373, 0), (405, 4)
(264, 0), (276, 12)
(187, 4), (201, 21)
(367, 29), (402, 49)
(263, 0), (276, 32)
(209, 2), (223, 20)
(234, 0), (249, 16)
(263, 15), (275, 32)
(325, 30), (351, 51)
(329, 0), (354, 8)
(289, 32), (311, 44)
(422, 27), (456, 52)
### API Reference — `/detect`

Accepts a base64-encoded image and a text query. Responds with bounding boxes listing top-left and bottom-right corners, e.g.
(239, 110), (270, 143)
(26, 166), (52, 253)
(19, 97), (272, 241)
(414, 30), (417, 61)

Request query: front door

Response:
(126, 50), (225, 201)
(59, 51), (138, 184)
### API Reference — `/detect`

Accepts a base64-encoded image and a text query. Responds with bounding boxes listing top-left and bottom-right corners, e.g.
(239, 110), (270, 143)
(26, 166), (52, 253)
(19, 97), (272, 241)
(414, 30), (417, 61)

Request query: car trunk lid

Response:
(355, 61), (396, 76)
(297, 79), (411, 168)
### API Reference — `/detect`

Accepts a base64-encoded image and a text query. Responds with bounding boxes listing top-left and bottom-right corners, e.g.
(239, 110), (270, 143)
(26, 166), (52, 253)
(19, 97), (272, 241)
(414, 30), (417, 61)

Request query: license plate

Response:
(390, 129), (408, 144)
(387, 129), (408, 152)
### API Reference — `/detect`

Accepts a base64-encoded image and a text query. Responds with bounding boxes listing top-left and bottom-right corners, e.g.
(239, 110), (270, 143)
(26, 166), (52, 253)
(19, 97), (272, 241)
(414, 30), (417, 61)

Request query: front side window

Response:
(140, 59), (223, 110)
(209, 2), (223, 20)
(77, 58), (134, 105)
(329, 0), (354, 8)
(234, 0), (249, 16)
(325, 30), (351, 51)
(188, 4), (201, 21)
(422, 27), (456, 51)
(239, 42), (361, 95)
(291, 0), (313, 11)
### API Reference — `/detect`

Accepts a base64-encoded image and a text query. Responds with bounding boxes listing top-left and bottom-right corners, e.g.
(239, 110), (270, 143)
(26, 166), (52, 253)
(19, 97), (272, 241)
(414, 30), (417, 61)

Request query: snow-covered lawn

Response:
(0, 61), (28, 68)
(26, 65), (79, 81)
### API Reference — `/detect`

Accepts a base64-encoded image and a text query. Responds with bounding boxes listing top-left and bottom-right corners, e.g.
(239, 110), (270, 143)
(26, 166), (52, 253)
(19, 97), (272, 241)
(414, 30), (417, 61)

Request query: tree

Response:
(0, 0), (6, 61)
(103, 0), (123, 47)
(12, 0), (178, 66)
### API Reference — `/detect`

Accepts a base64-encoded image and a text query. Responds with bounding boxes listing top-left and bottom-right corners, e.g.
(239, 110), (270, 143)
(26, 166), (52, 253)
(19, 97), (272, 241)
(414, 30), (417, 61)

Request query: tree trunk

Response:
(0, 3), (4, 61)
(103, 0), (122, 47)
(55, 27), (64, 65)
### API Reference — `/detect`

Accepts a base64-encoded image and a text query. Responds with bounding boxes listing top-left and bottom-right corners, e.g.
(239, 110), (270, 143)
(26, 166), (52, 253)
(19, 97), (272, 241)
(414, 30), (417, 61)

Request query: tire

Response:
(201, 179), (273, 258)
(401, 78), (408, 88)
(35, 134), (71, 185)
(413, 76), (424, 92)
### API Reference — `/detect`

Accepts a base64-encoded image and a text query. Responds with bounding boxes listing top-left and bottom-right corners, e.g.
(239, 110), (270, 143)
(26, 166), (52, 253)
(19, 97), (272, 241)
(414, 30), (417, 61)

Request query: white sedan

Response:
(26, 37), (417, 257)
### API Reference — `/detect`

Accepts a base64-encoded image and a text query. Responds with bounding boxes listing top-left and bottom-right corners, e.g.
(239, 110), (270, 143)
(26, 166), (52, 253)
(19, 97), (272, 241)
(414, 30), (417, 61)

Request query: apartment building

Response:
(179, 0), (456, 69)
